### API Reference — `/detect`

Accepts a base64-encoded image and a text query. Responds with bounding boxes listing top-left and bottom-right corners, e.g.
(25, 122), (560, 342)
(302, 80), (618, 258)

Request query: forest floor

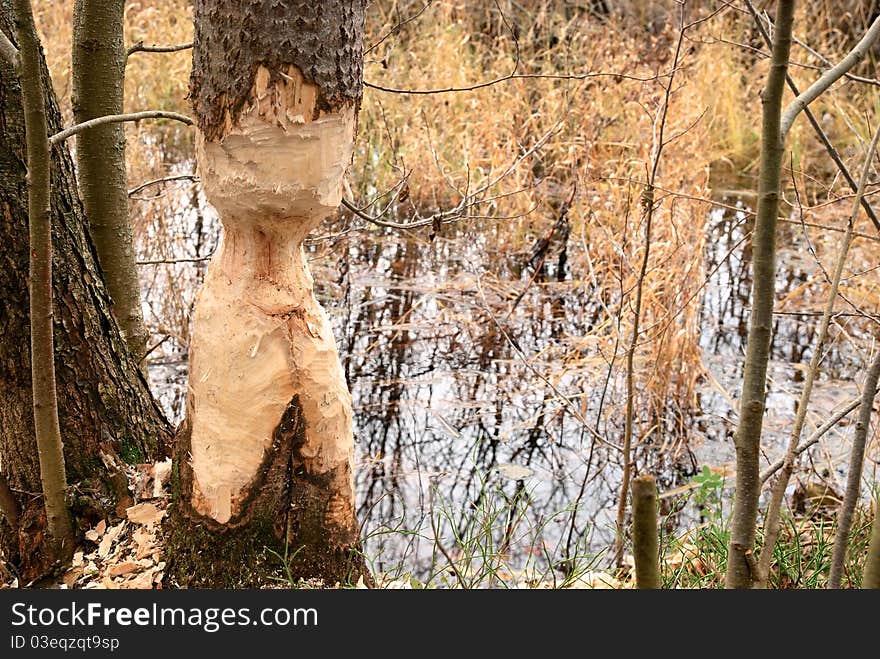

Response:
(1, 459), (635, 590)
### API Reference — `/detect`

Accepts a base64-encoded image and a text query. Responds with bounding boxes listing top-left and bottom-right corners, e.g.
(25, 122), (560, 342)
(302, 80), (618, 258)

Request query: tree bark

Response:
(755, 120), (880, 588)
(71, 0), (148, 360)
(168, 0), (371, 587)
(828, 347), (880, 588)
(863, 499), (880, 589)
(0, 2), (170, 582)
(14, 0), (74, 561)
(725, 0), (795, 590)
(631, 474), (661, 589)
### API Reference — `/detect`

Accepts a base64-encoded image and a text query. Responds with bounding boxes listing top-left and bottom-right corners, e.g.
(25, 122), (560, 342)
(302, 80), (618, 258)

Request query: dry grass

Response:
(32, 0), (880, 527)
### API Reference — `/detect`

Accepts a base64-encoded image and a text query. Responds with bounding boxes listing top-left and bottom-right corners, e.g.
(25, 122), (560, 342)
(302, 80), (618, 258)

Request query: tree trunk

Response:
(72, 0), (147, 359)
(0, 2), (170, 582)
(863, 499), (880, 589)
(15, 0), (74, 560)
(168, 0), (371, 587)
(828, 346), (880, 588)
(724, 0), (795, 590)
(631, 474), (661, 589)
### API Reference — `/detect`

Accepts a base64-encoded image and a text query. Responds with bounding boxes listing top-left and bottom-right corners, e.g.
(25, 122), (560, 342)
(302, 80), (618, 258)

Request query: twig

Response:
(126, 40), (192, 59)
(128, 173), (199, 197)
(759, 398), (860, 483)
(614, 3), (687, 568)
(779, 14), (880, 138)
(365, 68), (679, 95)
(342, 122), (560, 230)
(366, 2), (432, 55)
(428, 486), (467, 589)
(49, 111), (193, 145)
(137, 253), (214, 266)
(744, 0), (880, 233)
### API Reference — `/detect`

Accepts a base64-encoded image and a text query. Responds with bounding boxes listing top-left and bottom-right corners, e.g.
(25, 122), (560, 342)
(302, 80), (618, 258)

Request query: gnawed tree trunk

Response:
(168, 0), (370, 587)
(0, 3), (170, 582)
(72, 0), (148, 359)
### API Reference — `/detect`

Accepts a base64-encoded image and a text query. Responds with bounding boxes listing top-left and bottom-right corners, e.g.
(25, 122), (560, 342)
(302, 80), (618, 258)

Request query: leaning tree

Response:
(168, 0), (371, 587)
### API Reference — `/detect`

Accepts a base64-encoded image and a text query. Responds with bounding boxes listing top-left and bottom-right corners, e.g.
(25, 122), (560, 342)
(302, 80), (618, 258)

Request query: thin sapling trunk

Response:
(13, 0), (73, 558)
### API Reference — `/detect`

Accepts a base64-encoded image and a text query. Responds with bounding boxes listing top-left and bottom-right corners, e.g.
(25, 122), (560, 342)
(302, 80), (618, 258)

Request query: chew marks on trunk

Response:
(169, 0), (370, 587)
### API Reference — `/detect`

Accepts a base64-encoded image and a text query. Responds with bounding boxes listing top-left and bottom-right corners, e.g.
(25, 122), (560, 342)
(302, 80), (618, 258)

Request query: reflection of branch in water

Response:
(473, 273), (621, 452)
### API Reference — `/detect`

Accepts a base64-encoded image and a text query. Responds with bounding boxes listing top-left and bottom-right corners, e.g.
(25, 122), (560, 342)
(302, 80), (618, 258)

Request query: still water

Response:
(145, 194), (872, 583)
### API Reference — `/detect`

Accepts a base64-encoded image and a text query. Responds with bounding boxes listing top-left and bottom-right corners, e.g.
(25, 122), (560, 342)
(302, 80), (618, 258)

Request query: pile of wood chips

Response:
(60, 459), (171, 590)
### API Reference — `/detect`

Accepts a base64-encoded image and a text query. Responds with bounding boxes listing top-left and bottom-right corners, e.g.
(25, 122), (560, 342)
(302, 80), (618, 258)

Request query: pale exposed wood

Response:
(188, 66), (356, 525)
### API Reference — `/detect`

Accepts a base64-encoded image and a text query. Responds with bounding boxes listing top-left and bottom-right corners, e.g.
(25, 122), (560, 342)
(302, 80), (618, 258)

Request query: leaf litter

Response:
(59, 458), (171, 590)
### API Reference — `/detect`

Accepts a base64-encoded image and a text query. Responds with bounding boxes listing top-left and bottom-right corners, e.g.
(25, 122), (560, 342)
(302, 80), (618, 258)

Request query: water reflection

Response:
(143, 193), (872, 583)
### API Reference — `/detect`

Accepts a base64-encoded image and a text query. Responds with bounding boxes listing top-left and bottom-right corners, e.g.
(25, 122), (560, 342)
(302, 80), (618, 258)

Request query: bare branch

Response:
(759, 398), (860, 483)
(365, 69), (679, 95)
(128, 173), (199, 197)
(49, 111), (193, 145)
(829, 346), (880, 588)
(126, 40), (193, 59)
(744, 0), (880, 233)
(780, 14), (880, 137)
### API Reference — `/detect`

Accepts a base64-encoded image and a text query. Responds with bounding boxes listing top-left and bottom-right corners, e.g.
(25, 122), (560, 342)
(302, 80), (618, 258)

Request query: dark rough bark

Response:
(190, 0), (367, 139)
(72, 0), (148, 359)
(0, 3), (171, 582)
(168, 395), (368, 588)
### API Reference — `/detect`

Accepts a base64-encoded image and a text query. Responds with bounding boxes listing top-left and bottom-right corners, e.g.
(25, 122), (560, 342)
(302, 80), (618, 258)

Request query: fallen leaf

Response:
(153, 459), (172, 498)
(122, 570), (155, 589)
(108, 562), (140, 578)
(62, 568), (84, 588)
(98, 521), (126, 558)
(84, 520), (106, 542)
